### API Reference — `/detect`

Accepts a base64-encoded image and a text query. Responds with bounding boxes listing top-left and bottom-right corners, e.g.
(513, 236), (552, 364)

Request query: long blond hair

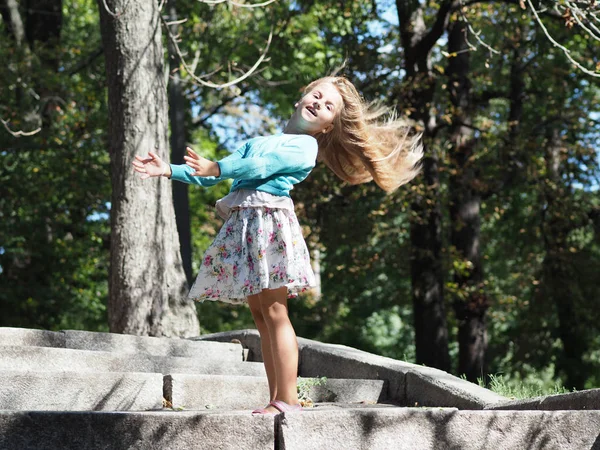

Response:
(304, 76), (424, 193)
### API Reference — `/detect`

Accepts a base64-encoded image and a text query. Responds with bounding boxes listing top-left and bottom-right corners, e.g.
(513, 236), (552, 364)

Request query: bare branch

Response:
(527, 0), (600, 77)
(189, 49), (203, 74)
(164, 18), (188, 26)
(161, 13), (274, 89)
(196, 0), (278, 8)
(1, 118), (41, 137)
(565, 0), (600, 42)
(456, 0), (502, 57)
(101, 0), (123, 18)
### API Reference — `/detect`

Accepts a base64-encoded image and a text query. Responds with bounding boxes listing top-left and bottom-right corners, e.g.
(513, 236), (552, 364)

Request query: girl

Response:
(132, 76), (424, 415)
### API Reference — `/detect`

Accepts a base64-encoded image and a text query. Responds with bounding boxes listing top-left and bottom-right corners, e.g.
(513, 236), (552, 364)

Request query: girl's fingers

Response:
(148, 151), (159, 160)
(132, 162), (146, 172)
(184, 157), (200, 169)
(184, 155), (204, 165)
(134, 155), (152, 164)
(186, 147), (200, 159)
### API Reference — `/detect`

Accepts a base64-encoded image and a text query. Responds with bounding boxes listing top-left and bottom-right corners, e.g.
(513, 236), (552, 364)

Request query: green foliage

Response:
(360, 305), (416, 361)
(480, 372), (571, 400)
(1, 0), (109, 331)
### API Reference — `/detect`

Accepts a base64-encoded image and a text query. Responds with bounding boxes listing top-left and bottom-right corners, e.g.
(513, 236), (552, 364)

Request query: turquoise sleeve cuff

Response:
(168, 163), (221, 187)
(169, 163), (193, 181)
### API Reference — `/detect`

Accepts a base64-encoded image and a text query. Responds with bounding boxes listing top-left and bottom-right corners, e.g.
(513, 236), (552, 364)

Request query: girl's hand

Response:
(184, 147), (220, 177)
(132, 152), (170, 179)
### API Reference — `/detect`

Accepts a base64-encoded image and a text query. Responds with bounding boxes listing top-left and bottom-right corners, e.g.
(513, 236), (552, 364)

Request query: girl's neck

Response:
(282, 123), (301, 135)
(282, 123), (315, 136)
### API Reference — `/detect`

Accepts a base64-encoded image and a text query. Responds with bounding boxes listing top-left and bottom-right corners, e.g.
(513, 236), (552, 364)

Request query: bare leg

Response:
(259, 286), (299, 413)
(247, 293), (277, 401)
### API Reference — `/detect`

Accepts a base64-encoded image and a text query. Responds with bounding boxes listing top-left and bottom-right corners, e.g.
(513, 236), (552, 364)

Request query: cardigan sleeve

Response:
(217, 136), (318, 181)
(169, 141), (248, 186)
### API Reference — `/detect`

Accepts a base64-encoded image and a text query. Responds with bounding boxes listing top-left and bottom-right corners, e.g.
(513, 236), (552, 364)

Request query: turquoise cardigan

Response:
(169, 133), (318, 198)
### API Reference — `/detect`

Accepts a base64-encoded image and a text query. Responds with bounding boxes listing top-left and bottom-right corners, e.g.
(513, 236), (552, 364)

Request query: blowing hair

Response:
(305, 76), (424, 193)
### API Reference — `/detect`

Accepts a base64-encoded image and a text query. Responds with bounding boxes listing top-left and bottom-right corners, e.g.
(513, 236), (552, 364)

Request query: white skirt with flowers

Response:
(188, 206), (316, 304)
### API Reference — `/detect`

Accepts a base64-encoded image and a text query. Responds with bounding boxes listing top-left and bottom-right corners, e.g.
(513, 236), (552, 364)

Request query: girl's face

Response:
(288, 82), (343, 136)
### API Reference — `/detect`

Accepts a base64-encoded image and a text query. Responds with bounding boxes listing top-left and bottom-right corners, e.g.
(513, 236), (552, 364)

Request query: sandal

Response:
(251, 400), (303, 415)
(268, 400), (303, 413)
(251, 405), (275, 415)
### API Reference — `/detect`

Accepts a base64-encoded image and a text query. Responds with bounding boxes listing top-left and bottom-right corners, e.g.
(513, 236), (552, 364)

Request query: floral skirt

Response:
(188, 207), (316, 304)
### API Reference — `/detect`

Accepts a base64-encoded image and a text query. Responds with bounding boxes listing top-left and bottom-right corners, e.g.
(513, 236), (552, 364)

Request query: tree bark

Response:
(540, 127), (587, 389)
(167, 4), (193, 285)
(97, 0), (200, 337)
(397, 0), (451, 372)
(446, 17), (488, 382)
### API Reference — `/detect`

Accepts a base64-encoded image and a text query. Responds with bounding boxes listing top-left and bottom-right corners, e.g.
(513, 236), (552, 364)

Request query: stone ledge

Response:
(486, 388), (600, 411)
(195, 329), (506, 409)
(63, 330), (243, 360)
(275, 408), (600, 450)
(164, 374), (270, 410)
(163, 374), (386, 410)
(0, 411), (274, 450)
(0, 370), (163, 411)
(0, 328), (65, 348)
(0, 345), (265, 376)
(0, 327), (244, 360)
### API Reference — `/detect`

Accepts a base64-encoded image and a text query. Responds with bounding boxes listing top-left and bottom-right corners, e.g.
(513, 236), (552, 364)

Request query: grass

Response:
(478, 373), (573, 400)
(297, 376), (328, 406)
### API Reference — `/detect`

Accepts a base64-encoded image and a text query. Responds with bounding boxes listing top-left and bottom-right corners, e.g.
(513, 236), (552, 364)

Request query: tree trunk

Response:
(167, 4), (193, 285)
(397, 1), (450, 372)
(410, 154), (450, 371)
(540, 127), (587, 389)
(97, 0), (200, 337)
(447, 18), (488, 382)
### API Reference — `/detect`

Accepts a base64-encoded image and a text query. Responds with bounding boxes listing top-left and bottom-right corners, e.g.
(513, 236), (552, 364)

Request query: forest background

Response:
(1, 0), (599, 395)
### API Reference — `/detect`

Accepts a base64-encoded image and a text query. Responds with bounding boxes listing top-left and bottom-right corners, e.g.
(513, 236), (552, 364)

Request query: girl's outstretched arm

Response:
(169, 144), (248, 187)
(132, 152), (170, 179)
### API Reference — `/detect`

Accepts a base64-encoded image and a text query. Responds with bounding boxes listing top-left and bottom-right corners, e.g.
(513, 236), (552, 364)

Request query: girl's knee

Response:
(261, 301), (288, 323)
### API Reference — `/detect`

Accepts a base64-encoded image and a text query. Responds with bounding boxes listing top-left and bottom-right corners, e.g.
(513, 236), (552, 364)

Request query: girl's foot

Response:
(251, 404), (275, 415)
(269, 400), (302, 413)
(252, 400), (302, 415)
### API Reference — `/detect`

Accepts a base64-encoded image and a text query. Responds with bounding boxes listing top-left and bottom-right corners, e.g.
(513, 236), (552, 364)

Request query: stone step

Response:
(0, 370), (163, 411)
(164, 374), (387, 410)
(0, 368), (386, 413)
(0, 410), (274, 450)
(2, 407), (599, 450)
(276, 406), (600, 450)
(195, 330), (510, 410)
(0, 346), (265, 377)
(0, 327), (244, 361)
